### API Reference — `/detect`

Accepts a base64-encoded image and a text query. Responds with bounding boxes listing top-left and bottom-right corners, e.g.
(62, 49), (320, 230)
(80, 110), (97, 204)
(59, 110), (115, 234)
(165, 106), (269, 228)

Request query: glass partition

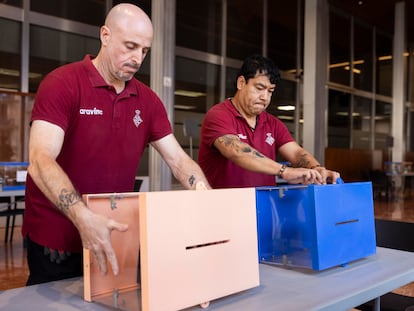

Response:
(0, 18), (21, 91)
(328, 89), (351, 148)
(329, 10), (351, 86)
(352, 96), (372, 149)
(176, 0), (222, 55)
(29, 25), (100, 92)
(0, 92), (34, 162)
(30, 0), (106, 26)
(354, 21), (373, 91)
(374, 100), (392, 149)
(376, 31), (393, 97)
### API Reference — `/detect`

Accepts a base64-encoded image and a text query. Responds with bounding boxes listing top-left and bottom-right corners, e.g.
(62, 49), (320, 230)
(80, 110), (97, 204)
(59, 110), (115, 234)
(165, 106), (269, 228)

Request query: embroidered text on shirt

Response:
(79, 108), (103, 115)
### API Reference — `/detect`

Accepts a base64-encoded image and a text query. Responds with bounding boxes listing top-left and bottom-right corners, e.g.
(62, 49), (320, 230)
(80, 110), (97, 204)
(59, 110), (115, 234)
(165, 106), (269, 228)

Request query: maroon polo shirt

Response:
(198, 99), (294, 189)
(23, 55), (172, 252)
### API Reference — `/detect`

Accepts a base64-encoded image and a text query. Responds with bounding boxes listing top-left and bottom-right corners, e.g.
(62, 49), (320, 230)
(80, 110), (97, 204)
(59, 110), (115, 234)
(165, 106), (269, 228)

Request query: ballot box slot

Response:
(186, 239), (230, 250)
(336, 219), (359, 226)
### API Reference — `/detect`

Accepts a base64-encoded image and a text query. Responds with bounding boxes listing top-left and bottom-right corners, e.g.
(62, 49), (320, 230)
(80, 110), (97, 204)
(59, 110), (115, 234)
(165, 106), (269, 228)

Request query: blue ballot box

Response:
(255, 182), (376, 271)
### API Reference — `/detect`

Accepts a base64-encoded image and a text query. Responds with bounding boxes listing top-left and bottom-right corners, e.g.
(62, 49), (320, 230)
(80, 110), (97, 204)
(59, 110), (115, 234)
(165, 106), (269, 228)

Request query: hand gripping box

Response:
(255, 182), (376, 271)
(83, 188), (259, 311)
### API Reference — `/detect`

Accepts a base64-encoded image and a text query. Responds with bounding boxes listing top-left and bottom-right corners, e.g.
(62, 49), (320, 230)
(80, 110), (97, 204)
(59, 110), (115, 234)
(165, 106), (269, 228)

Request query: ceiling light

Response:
(277, 105), (295, 111)
(174, 104), (197, 110)
(174, 90), (206, 97)
(0, 67), (42, 79)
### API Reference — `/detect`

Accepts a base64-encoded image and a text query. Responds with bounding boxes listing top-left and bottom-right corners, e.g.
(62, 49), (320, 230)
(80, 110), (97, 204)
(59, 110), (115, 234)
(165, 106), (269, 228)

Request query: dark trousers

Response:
(25, 236), (83, 286)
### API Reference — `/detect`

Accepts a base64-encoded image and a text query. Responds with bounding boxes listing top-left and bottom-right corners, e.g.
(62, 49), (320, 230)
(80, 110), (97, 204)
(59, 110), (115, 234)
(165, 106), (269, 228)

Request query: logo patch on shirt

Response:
(265, 133), (275, 146)
(237, 133), (247, 140)
(133, 110), (143, 128)
(79, 107), (103, 115)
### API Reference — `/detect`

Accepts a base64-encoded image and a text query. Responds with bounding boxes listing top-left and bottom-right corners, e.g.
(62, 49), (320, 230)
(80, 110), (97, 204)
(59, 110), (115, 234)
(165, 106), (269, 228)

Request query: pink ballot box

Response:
(83, 188), (259, 311)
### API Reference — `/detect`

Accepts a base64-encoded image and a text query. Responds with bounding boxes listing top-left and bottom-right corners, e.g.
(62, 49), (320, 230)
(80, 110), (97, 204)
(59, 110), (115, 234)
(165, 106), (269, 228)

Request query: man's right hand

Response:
(71, 203), (129, 275)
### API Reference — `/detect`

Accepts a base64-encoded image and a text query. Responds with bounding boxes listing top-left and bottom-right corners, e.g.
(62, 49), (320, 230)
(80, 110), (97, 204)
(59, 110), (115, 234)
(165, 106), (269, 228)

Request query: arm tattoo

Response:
(219, 135), (264, 157)
(57, 189), (82, 213)
(219, 135), (238, 148)
(188, 175), (195, 187)
(295, 153), (311, 168)
(254, 151), (264, 158)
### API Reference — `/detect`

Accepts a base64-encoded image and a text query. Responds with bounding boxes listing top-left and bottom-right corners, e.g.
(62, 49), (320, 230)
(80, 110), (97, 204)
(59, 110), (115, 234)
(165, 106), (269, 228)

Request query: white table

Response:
(1, 247), (414, 310)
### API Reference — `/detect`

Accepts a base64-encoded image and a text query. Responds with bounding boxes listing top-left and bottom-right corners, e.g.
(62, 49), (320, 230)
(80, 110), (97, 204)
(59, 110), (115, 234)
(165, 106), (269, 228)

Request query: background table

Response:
(1, 247), (414, 310)
(0, 189), (25, 242)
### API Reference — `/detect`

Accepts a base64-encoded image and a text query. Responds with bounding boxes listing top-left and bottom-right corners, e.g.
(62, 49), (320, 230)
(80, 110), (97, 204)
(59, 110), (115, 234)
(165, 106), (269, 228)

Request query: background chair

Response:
(0, 195), (25, 243)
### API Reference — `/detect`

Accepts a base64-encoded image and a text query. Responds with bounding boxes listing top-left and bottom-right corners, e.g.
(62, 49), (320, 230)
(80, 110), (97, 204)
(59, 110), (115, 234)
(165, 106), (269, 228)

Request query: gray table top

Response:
(1, 247), (414, 311)
(0, 190), (25, 198)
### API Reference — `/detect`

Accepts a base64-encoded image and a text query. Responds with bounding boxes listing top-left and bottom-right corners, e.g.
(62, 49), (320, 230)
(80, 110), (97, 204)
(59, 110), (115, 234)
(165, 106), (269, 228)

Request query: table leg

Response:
(373, 296), (380, 311)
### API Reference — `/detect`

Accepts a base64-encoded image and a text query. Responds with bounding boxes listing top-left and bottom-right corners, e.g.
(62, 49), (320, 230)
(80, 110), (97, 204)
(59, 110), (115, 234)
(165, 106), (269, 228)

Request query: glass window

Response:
(409, 44), (414, 103)
(225, 66), (238, 99)
(174, 57), (220, 163)
(329, 10), (351, 86)
(227, 0), (263, 59)
(267, 0), (300, 71)
(354, 21), (373, 91)
(29, 25), (100, 92)
(0, 93), (34, 161)
(408, 110), (414, 152)
(376, 31), (393, 97)
(374, 100), (392, 149)
(30, 0), (106, 26)
(352, 96), (372, 149)
(267, 79), (297, 134)
(176, 0), (222, 54)
(328, 89), (351, 148)
(112, 0), (151, 16)
(175, 57), (220, 114)
(1, 0), (22, 7)
(0, 18), (21, 91)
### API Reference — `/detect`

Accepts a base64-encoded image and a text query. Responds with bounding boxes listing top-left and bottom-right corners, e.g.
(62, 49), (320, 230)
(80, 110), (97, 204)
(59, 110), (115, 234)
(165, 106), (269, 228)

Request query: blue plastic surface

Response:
(255, 182), (376, 270)
(0, 162), (29, 190)
(2, 185), (26, 191)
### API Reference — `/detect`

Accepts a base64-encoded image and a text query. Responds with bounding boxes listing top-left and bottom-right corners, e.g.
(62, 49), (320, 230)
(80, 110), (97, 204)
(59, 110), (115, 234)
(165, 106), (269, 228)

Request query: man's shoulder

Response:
(206, 100), (232, 114)
(46, 57), (90, 82)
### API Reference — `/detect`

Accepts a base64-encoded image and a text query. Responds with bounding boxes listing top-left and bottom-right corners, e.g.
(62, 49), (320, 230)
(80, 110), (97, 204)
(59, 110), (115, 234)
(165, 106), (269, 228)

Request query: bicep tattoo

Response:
(57, 188), (82, 213)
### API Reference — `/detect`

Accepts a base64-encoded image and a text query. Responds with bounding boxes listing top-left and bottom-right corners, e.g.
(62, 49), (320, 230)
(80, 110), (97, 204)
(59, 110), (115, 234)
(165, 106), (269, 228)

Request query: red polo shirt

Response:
(23, 55), (172, 252)
(198, 99), (294, 188)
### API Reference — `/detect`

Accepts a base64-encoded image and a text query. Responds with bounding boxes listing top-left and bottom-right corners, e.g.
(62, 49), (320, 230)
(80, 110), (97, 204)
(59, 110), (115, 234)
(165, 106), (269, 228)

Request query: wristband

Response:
(277, 164), (287, 178)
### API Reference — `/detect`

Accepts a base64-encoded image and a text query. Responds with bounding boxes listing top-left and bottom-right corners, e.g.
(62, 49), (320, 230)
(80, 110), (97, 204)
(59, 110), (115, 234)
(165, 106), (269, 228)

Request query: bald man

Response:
(23, 3), (210, 285)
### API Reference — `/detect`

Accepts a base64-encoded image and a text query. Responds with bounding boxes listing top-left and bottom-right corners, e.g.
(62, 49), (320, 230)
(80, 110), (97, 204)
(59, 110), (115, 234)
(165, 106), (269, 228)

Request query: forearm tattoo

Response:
(296, 153), (311, 168)
(57, 189), (82, 213)
(188, 175), (195, 187)
(219, 135), (264, 158)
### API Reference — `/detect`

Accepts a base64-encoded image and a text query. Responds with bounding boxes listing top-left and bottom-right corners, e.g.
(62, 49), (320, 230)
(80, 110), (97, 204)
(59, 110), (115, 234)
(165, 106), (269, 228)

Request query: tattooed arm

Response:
(151, 134), (211, 190)
(28, 120), (128, 275)
(214, 134), (283, 175)
(213, 134), (341, 184)
(278, 141), (340, 183)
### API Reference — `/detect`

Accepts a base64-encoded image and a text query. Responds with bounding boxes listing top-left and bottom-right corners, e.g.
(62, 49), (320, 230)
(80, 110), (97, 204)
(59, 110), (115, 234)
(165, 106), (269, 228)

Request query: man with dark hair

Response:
(198, 54), (339, 189)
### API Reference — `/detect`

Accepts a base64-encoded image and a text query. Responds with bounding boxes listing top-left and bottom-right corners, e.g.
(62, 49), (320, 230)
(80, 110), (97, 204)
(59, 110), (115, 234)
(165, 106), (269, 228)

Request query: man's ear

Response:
(100, 25), (111, 46)
(237, 76), (246, 90)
